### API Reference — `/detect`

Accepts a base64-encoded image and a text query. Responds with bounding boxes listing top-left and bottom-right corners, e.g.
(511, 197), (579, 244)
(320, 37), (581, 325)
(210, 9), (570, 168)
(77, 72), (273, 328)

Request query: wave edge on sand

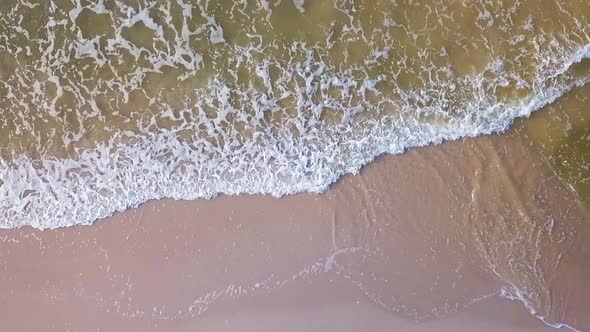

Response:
(0, 44), (588, 230)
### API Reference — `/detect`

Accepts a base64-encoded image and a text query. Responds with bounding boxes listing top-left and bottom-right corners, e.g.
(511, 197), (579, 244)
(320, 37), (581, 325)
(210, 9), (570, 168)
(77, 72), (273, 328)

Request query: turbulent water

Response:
(0, 0), (589, 229)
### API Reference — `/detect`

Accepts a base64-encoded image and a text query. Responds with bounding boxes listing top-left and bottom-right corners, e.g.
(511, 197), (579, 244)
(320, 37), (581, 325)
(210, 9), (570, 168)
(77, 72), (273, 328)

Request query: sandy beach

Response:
(1, 129), (588, 331)
(0, 2), (589, 331)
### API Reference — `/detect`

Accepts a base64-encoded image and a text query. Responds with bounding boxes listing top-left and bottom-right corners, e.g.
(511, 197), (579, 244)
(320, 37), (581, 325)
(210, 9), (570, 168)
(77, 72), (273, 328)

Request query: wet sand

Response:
(1, 128), (589, 332)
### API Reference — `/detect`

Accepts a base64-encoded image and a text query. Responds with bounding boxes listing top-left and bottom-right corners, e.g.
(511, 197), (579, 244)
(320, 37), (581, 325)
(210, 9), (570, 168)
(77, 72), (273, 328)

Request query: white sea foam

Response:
(500, 286), (584, 332)
(0, 1), (588, 232)
(0, 43), (588, 230)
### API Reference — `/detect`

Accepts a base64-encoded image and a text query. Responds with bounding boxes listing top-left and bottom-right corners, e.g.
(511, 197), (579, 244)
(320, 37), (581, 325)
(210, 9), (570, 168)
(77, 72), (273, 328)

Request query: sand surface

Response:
(1, 130), (589, 332)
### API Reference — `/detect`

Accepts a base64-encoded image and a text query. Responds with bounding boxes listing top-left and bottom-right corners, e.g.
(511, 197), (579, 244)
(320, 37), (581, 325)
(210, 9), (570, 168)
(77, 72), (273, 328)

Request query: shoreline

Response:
(1, 2), (589, 331)
(2, 56), (589, 231)
(1, 129), (588, 331)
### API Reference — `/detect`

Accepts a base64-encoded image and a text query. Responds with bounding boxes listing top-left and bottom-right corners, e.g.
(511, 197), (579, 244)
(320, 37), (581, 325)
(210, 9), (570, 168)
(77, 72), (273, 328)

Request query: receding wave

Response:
(0, 0), (589, 229)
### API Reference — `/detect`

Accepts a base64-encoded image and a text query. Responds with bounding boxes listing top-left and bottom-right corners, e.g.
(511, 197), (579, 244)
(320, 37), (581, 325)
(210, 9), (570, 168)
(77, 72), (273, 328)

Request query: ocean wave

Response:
(1, 45), (588, 229)
(0, 0), (589, 229)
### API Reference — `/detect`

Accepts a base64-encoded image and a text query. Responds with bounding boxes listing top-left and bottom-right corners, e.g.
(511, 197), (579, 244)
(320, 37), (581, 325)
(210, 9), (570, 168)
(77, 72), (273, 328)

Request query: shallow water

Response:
(517, 81), (590, 208)
(0, 0), (589, 228)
